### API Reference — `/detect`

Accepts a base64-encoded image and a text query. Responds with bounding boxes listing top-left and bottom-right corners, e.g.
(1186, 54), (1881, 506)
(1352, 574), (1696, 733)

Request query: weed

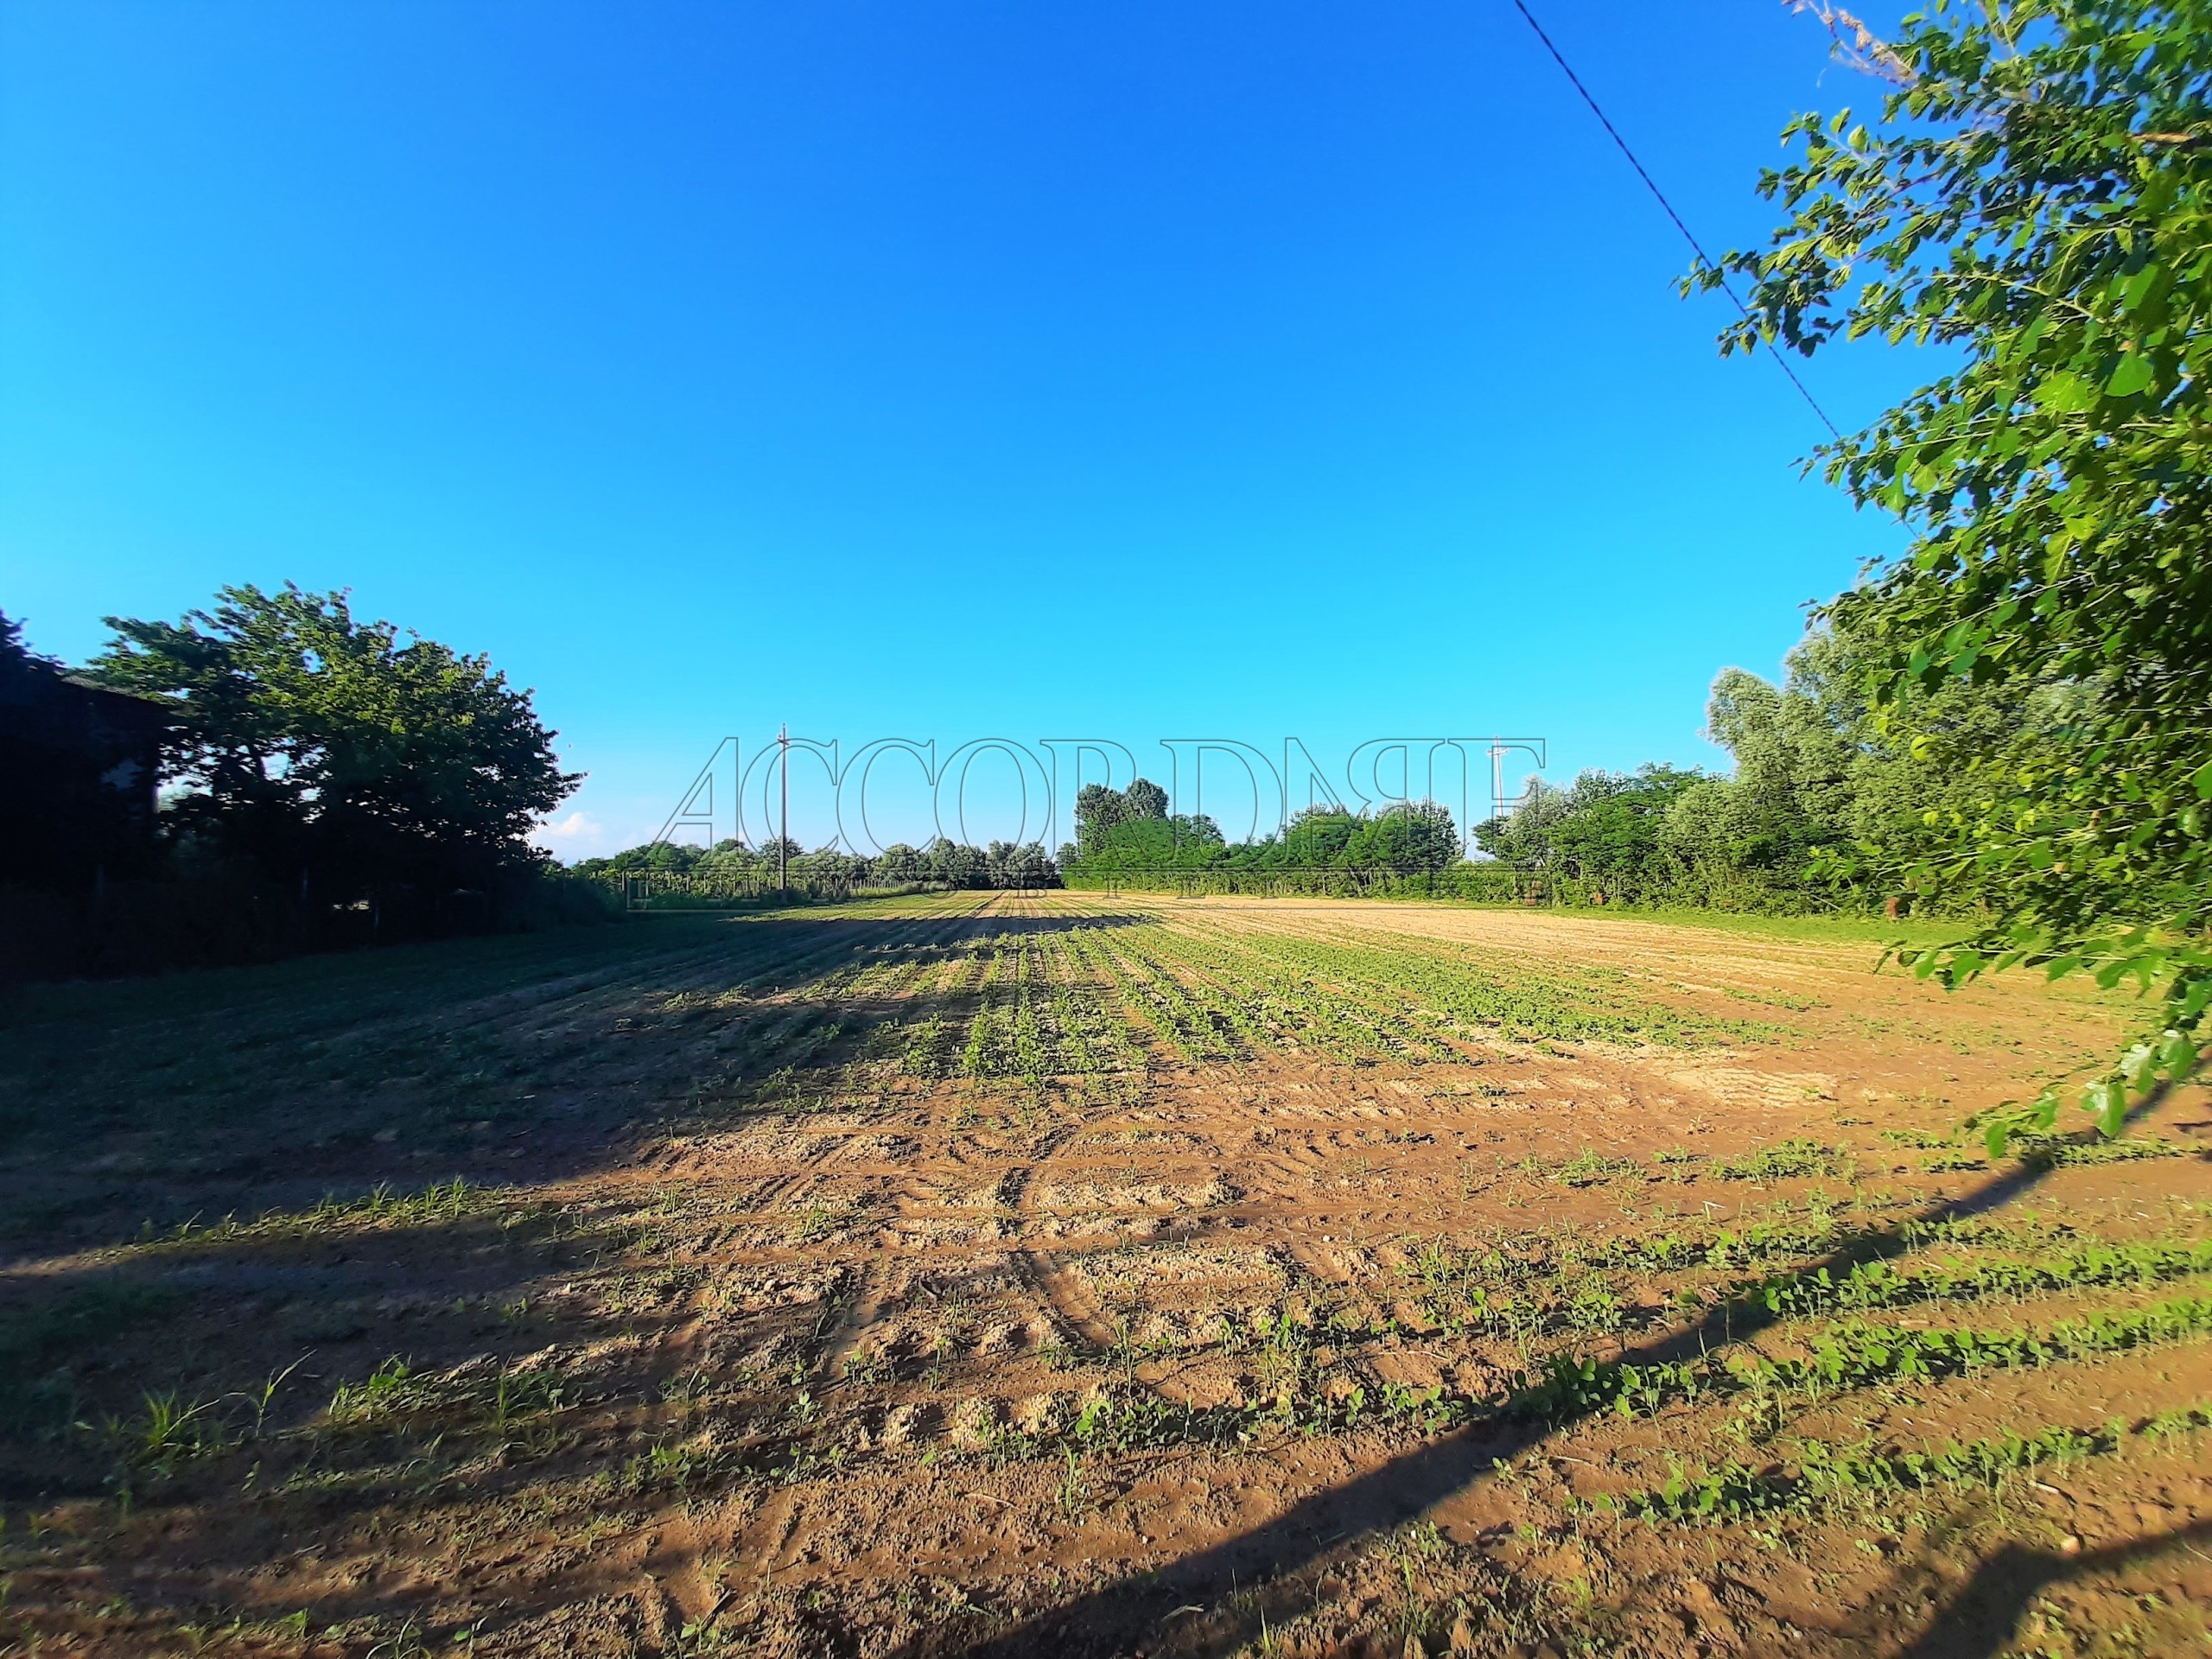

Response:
(241, 1359), (305, 1438)
(790, 1198), (859, 1245)
(138, 1179), (493, 1251)
(1554, 1150), (1639, 1188)
(1712, 1139), (1853, 1183)
(1609, 1416), (2135, 1522)
(1056, 1447), (1090, 1518)
(327, 1357), (419, 1426)
(1880, 1128), (1949, 1149)
(101, 1389), (229, 1487)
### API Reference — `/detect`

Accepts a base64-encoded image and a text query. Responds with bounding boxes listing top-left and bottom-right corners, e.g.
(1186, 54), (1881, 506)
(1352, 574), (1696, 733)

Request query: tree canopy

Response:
(572, 832), (1058, 893)
(1064, 783), (1462, 880)
(90, 583), (577, 894)
(1710, 0), (2210, 1141)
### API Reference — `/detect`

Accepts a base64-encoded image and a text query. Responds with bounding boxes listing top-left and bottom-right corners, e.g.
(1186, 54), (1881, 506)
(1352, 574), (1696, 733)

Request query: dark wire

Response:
(1507, 0), (1842, 441)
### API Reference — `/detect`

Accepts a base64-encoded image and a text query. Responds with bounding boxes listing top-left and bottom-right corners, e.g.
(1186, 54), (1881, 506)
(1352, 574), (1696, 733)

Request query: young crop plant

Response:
(1605, 1414), (2172, 1525)
(960, 988), (1007, 1080)
(323, 1356), (423, 1427)
(1038, 933), (1141, 1073)
(1726, 1235), (2212, 1322)
(1197, 920), (1777, 1049)
(1114, 935), (1280, 1057)
(2008, 1132), (2190, 1171)
(984, 1356), (1484, 1465)
(1734, 1293), (2212, 1395)
(736, 1004), (850, 1085)
(1116, 922), (1437, 1064)
(1711, 1139), (1854, 1184)
(900, 1013), (958, 1079)
(1389, 1233), (1640, 1348)
(1586, 1214), (1867, 1276)
(1067, 928), (1226, 1063)
(1525, 1288), (2212, 1424)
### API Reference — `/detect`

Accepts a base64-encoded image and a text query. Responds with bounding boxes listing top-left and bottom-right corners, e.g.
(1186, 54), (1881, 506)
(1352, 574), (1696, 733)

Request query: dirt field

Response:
(3, 892), (2209, 1659)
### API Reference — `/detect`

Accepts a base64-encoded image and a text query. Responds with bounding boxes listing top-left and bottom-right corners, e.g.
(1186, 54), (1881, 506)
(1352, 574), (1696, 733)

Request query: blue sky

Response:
(1, 1), (1923, 856)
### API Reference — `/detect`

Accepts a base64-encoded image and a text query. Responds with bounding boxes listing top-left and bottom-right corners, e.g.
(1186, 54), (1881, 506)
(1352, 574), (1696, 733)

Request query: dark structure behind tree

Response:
(1, 593), (613, 980)
(0, 613), (170, 886)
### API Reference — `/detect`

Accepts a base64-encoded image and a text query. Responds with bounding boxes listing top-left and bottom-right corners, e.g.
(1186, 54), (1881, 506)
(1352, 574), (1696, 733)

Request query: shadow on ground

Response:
(0, 906), (1144, 1251)
(1886, 1519), (2212, 1658)
(898, 1088), (2190, 1659)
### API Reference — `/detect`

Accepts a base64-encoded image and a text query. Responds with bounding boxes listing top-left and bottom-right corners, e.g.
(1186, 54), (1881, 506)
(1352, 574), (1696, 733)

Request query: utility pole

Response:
(779, 723), (790, 893)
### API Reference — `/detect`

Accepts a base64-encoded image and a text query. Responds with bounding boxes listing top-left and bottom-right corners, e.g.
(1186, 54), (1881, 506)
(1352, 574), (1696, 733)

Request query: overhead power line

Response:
(1507, 0), (1842, 441)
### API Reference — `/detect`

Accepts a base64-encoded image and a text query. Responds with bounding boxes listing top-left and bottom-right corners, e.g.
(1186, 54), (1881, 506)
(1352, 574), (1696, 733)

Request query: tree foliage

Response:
(1479, 614), (2081, 912)
(89, 584), (577, 894)
(573, 831), (1056, 892)
(1123, 778), (1170, 821)
(1708, 0), (2210, 1141)
(0, 610), (57, 686)
(1074, 777), (1173, 855)
(1065, 783), (1461, 879)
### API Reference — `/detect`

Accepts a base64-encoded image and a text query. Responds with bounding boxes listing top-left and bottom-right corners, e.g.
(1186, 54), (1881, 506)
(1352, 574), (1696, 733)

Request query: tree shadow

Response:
(1882, 1519), (2212, 1659)
(0, 1191), (893, 1649)
(0, 900), (1151, 1520)
(0, 905), (1148, 1255)
(895, 1090), (2186, 1659)
(2, 908), (2190, 1653)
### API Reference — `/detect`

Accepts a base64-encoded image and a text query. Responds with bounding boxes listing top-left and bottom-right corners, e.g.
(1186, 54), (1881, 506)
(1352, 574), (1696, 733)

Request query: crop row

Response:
(1378, 1215), (2212, 1348)
(1138, 926), (1463, 1064)
(1189, 919), (1774, 1047)
(1728, 1236), (2212, 1321)
(1524, 1290), (2212, 1421)
(1607, 1402), (2212, 1523)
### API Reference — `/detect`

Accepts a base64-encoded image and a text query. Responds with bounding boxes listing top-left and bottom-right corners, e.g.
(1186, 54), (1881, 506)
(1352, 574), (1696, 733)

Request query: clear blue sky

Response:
(2, 1), (1923, 856)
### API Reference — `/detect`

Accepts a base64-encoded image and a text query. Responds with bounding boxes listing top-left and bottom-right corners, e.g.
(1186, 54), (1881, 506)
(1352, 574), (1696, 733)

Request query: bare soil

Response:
(2, 892), (2208, 1659)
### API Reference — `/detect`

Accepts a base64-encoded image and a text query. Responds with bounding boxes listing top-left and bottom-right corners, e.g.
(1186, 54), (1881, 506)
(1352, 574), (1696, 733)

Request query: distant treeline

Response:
(575, 836), (1058, 899)
(1479, 620), (2089, 915)
(1059, 778), (1468, 892)
(1063, 614), (2082, 917)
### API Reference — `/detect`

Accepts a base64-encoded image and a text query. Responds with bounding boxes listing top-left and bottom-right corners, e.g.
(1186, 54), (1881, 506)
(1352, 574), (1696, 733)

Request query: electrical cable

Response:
(1507, 0), (1842, 441)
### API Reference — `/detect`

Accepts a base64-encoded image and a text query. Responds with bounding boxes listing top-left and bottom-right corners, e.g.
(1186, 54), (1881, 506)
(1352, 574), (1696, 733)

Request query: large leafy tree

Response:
(874, 842), (927, 883)
(1344, 801), (1461, 874)
(1122, 778), (1170, 821)
(1073, 783), (1129, 855)
(1547, 766), (1706, 883)
(1711, 1), (2209, 1141)
(91, 584), (577, 893)
(1281, 805), (1366, 867)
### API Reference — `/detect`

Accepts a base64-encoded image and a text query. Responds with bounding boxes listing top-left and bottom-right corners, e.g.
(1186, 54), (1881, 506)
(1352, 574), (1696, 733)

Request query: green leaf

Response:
(2035, 372), (2097, 412)
(2104, 353), (2154, 397)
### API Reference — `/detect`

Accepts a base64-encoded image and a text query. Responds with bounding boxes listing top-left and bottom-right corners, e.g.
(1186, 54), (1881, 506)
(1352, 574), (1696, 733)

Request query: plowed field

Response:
(3, 893), (2209, 1658)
